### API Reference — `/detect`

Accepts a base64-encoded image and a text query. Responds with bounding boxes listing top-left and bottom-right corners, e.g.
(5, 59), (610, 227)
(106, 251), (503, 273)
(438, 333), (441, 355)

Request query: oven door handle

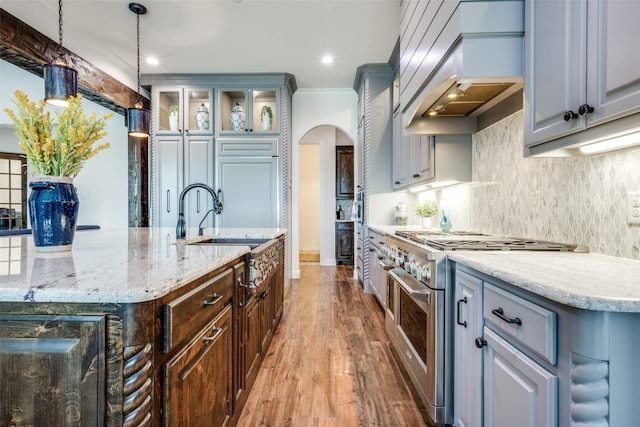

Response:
(389, 268), (431, 304)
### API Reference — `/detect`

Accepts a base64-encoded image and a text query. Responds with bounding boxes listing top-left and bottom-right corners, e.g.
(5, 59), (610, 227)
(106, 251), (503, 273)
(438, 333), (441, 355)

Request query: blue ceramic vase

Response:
(29, 177), (79, 252)
(440, 209), (452, 232)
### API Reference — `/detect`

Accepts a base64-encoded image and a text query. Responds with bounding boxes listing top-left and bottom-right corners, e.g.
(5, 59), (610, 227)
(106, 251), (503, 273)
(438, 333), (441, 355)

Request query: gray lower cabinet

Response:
(155, 134), (215, 229)
(483, 328), (557, 427)
(454, 270), (483, 427)
(455, 262), (640, 427)
(156, 135), (183, 228)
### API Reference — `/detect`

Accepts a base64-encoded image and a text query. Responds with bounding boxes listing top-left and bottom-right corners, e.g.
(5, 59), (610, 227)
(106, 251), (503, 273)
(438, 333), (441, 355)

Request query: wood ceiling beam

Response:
(0, 8), (149, 115)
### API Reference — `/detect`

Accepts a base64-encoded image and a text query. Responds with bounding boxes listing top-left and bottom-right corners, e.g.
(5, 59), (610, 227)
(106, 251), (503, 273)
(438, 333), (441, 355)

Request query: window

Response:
(0, 153), (27, 230)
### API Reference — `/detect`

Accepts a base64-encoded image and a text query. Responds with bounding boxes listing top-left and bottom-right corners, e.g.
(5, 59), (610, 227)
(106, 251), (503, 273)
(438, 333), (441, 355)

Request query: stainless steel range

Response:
(383, 230), (585, 425)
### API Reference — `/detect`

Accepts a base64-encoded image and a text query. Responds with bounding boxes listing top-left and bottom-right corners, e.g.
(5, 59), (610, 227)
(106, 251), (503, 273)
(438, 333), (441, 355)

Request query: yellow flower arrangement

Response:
(4, 90), (113, 178)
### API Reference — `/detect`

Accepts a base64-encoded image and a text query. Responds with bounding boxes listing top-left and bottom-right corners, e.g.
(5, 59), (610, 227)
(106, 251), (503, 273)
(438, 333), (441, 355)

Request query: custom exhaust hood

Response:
(401, 1), (524, 135)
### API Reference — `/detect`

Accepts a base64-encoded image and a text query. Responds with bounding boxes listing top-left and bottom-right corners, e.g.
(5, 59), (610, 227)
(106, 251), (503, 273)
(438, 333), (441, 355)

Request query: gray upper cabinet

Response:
(392, 129), (435, 190)
(524, 0), (640, 155)
(152, 87), (214, 228)
(154, 87), (213, 135)
(353, 64), (393, 285)
(143, 73), (296, 230)
(218, 88), (279, 134)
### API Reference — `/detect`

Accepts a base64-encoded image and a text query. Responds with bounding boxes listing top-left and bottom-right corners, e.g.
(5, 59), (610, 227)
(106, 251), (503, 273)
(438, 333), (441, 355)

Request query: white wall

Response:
(0, 60), (128, 228)
(298, 143), (320, 252)
(291, 89), (358, 278)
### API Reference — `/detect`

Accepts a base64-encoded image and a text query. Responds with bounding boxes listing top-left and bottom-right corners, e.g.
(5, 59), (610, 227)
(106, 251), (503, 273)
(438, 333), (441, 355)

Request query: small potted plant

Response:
(415, 200), (439, 229)
(260, 105), (273, 131)
(168, 105), (179, 131)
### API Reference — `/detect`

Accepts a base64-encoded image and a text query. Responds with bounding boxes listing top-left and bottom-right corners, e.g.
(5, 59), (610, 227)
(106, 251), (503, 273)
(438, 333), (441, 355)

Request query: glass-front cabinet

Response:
(218, 89), (279, 134)
(154, 87), (213, 135)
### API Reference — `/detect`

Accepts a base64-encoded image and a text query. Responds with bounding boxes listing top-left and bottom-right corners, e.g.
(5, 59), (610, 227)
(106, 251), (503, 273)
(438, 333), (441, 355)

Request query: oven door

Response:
(388, 268), (445, 423)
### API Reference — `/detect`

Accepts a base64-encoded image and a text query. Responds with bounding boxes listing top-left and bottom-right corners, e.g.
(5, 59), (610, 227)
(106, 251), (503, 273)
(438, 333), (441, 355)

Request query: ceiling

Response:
(2, 0), (400, 92)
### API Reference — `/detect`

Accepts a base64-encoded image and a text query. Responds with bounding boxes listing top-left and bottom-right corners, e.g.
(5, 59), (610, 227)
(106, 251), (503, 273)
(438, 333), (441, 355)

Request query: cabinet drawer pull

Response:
(456, 297), (468, 328)
(202, 326), (225, 342)
(180, 325), (228, 380)
(166, 190), (170, 212)
(203, 294), (223, 307)
(491, 307), (522, 325)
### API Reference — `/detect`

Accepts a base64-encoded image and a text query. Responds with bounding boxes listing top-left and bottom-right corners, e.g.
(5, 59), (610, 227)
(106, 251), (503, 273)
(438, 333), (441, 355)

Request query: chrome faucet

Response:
(176, 183), (223, 239)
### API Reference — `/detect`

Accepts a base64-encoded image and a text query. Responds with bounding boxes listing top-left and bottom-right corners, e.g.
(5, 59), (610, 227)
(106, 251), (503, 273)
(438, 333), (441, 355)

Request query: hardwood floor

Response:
(237, 264), (429, 426)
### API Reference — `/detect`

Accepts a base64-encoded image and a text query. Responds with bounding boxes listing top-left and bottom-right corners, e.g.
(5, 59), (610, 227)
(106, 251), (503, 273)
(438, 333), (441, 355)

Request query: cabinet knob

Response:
(412, 174), (421, 178)
(578, 104), (594, 116)
(475, 337), (487, 349)
(563, 111), (579, 122)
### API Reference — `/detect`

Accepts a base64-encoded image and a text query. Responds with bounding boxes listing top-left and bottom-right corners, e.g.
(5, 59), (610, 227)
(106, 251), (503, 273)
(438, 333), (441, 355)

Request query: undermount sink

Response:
(189, 236), (282, 292)
(190, 237), (270, 249)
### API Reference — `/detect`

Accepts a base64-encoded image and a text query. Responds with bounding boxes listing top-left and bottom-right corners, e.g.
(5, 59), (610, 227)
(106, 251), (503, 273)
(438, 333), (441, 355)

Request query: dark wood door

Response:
(243, 296), (261, 389)
(0, 314), (105, 427)
(164, 305), (233, 427)
(259, 283), (274, 352)
(335, 222), (354, 265)
(336, 146), (354, 199)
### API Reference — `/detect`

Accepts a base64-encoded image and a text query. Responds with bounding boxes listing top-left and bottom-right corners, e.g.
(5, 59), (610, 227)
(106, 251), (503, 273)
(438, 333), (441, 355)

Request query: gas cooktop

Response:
(394, 230), (587, 252)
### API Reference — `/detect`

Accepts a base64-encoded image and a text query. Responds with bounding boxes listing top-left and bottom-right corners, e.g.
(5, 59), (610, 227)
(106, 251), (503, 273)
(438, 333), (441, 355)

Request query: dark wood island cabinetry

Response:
(0, 228), (286, 427)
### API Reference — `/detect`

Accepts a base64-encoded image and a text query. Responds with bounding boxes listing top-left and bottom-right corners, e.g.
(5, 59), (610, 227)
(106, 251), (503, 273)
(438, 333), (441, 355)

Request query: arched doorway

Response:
(297, 125), (354, 268)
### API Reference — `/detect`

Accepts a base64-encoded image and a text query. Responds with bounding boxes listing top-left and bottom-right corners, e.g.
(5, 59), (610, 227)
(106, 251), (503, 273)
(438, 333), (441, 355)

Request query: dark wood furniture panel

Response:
(336, 146), (355, 199)
(163, 268), (234, 352)
(164, 304), (233, 427)
(336, 221), (355, 265)
(0, 314), (106, 426)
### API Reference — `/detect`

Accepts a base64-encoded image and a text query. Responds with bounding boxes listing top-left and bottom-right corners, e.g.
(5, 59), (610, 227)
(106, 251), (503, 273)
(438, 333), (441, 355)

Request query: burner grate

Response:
(424, 239), (577, 251)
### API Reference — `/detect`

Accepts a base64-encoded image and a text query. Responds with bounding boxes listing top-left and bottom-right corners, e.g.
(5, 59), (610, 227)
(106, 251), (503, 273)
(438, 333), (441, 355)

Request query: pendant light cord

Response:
(135, 10), (142, 106)
(57, 0), (65, 58)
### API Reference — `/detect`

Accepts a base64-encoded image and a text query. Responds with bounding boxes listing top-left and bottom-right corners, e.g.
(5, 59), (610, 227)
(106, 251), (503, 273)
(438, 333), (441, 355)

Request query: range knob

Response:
(423, 265), (432, 281)
(405, 259), (415, 273)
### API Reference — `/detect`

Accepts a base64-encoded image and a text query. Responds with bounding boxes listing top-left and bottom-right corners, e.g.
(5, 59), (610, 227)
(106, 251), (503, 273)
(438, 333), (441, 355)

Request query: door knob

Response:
(563, 111), (578, 122)
(578, 104), (594, 116)
(475, 337), (487, 349)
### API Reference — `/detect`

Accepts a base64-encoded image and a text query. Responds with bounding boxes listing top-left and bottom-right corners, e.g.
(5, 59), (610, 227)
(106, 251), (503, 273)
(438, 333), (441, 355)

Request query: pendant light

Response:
(44, 0), (78, 107)
(127, 3), (150, 137)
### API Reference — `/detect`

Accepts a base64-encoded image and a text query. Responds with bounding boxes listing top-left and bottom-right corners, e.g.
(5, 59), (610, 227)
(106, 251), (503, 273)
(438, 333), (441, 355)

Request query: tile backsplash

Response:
(428, 110), (640, 260)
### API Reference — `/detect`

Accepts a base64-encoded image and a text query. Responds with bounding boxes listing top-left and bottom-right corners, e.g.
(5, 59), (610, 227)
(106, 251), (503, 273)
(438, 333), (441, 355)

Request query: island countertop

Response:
(0, 227), (286, 304)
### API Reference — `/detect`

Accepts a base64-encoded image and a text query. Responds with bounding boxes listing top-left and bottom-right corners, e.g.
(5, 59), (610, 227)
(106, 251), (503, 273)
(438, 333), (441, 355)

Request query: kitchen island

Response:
(0, 227), (286, 427)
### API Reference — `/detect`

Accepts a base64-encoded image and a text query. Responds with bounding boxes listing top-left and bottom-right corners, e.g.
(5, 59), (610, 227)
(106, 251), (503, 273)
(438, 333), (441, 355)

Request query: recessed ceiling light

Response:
(146, 57), (159, 65)
(321, 55), (334, 64)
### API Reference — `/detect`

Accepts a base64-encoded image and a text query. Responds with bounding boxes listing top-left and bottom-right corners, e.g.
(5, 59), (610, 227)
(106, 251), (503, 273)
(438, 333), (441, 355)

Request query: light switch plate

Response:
(628, 191), (640, 224)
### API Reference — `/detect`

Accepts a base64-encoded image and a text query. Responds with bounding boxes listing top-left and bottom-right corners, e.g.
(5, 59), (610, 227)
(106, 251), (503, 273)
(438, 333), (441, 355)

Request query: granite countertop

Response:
(450, 251), (640, 312)
(0, 227), (286, 304)
(367, 224), (640, 312)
